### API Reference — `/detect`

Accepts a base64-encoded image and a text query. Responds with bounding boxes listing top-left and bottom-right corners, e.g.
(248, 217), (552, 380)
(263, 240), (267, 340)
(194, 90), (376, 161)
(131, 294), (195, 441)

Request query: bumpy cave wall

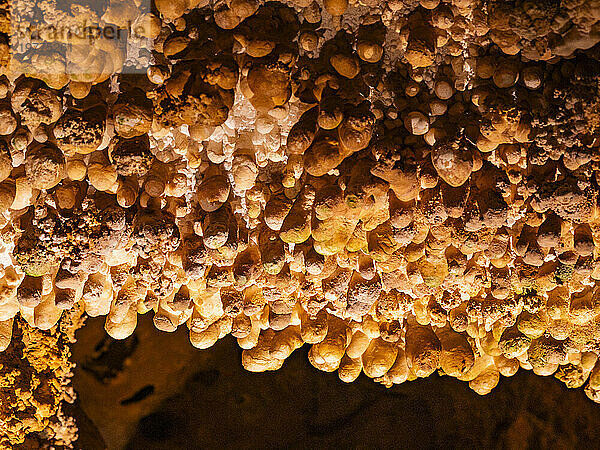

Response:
(0, 308), (83, 448)
(2, 0), (600, 446)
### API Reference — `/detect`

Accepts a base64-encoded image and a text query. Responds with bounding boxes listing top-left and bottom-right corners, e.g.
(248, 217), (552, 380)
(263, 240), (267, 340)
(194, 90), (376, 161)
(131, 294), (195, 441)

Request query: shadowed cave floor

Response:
(72, 315), (600, 450)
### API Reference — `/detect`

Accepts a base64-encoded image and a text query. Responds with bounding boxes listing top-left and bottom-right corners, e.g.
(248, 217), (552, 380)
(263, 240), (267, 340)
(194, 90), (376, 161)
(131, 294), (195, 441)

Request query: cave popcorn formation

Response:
(3, 0), (600, 445)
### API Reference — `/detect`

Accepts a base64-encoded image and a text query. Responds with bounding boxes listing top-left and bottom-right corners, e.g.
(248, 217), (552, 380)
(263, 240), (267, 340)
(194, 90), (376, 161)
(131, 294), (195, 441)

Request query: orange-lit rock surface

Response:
(0, 307), (83, 448)
(3, 1), (600, 443)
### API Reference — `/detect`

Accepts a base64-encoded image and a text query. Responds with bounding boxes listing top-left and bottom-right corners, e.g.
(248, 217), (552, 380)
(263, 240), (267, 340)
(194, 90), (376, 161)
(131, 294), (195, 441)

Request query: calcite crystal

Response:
(2, 1), (600, 442)
(0, 308), (83, 448)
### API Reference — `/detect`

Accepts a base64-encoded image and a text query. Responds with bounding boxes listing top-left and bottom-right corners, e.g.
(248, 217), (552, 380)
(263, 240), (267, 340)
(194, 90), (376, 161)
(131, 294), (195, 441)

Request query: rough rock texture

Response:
(0, 308), (84, 448)
(3, 0), (600, 444)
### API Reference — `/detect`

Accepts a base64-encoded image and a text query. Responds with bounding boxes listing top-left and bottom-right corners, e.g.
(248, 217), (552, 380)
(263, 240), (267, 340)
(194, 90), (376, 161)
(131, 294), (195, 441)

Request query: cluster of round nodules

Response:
(1, 0), (600, 400)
